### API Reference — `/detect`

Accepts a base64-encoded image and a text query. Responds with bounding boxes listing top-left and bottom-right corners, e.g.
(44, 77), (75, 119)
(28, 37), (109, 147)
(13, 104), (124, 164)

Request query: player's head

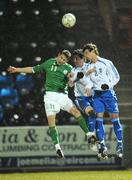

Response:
(83, 43), (99, 61)
(57, 50), (71, 64)
(72, 49), (84, 67)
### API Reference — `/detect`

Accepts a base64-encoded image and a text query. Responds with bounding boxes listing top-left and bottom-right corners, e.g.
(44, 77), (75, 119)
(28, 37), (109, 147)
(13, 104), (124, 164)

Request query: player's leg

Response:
(47, 115), (64, 158)
(74, 96), (97, 150)
(106, 91), (123, 158)
(75, 96), (96, 135)
(92, 94), (108, 159)
(96, 113), (105, 145)
(110, 113), (123, 158)
(69, 106), (89, 134)
(96, 112), (108, 159)
(84, 106), (99, 151)
(85, 106), (96, 134)
(69, 105), (98, 146)
(61, 94), (97, 141)
(44, 92), (64, 158)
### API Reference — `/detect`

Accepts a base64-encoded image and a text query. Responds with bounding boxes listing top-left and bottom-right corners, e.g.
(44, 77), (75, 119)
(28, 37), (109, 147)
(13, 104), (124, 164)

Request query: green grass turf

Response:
(0, 170), (132, 180)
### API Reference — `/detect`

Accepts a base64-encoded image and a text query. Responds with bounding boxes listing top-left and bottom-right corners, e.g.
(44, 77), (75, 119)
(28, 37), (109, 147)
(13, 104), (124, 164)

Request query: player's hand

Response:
(67, 72), (74, 78)
(101, 84), (109, 90)
(77, 72), (84, 79)
(73, 72), (84, 83)
(7, 66), (18, 73)
(86, 67), (96, 76)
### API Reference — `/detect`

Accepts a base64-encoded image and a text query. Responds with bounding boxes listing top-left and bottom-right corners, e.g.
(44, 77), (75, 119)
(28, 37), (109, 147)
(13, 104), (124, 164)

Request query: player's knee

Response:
(85, 106), (93, 114)
(69, 106), (81, 117)
(88, 109), (96, 117)
(97, 113), (104, 118)
(47, 115), (56, 127)
(110, 113), (119, 119)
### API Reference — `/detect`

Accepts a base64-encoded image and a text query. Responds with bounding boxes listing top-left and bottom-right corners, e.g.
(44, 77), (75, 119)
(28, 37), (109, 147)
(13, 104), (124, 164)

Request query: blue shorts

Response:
(92, 90), (119, 113)
(74, 96), (93, 113)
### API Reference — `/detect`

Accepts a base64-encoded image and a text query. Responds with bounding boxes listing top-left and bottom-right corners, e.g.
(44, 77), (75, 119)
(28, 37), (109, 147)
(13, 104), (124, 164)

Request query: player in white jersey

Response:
(69, 49), (98, 150)
(83, 43), (123, 159)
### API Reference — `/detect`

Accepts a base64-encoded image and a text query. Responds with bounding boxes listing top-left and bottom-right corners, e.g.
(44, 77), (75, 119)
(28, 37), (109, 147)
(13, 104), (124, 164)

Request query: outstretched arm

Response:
(7, 66), (33, 74)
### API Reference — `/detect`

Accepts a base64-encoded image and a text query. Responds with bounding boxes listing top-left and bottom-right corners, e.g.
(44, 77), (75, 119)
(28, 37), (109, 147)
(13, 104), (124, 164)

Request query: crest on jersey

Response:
(63, 70), (68, 75)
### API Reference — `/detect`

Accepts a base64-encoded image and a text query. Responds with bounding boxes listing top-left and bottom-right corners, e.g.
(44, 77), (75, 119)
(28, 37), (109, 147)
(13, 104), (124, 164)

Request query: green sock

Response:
(76, 115), (89, 134)
(49, 126), (60, 145)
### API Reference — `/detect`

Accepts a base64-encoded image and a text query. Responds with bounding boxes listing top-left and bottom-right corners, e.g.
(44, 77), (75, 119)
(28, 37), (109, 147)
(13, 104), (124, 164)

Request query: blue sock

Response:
(96, 117), (105, 143)
(111, 118), (123, 143)
(86, 114), (95, 132)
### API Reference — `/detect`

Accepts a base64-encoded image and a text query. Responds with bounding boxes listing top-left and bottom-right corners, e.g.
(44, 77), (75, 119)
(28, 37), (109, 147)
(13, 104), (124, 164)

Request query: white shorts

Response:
(44, 92), (74, 116)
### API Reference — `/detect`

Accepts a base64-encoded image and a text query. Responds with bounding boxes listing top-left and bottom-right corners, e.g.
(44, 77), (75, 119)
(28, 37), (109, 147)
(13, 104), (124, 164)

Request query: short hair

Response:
(73, 49), (83, 59)
(62, 50), (71, 59)
(83, 43), (99, 55)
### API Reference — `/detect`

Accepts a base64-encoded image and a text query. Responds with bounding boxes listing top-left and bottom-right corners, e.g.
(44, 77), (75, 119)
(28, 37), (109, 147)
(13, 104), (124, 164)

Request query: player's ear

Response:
(57, 53), (61, 57)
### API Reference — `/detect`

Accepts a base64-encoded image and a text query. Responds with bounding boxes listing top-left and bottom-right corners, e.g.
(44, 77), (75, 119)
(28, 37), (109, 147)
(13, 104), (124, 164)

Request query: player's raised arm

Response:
(7, 66), (33, 74)
(85, 67), (96, 76)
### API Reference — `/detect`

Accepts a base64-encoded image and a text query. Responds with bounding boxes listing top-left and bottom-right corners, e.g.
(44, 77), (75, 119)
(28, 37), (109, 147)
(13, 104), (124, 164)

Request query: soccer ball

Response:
(62, 13), (76, 28)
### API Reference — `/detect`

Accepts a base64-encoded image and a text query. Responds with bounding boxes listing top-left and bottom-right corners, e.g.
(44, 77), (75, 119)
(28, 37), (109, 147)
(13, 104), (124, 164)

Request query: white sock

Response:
(117, 140), (122, 143)
(55, 144), (61, 151)
(100, 140), (105, 144)
(86, 132), (95, 137)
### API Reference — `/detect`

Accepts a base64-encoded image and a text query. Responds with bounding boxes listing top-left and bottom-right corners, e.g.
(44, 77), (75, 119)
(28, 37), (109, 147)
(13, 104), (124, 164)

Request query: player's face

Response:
(57, 54), (68, 65)
(83, 49), (95, 61)
(74, 56), (84, 67)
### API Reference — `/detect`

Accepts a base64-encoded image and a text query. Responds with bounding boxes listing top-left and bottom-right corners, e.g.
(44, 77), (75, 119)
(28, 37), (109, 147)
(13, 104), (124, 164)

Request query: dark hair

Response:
(73, 49), (83, 59)
(62, 50), (71, 59)
(83, 43), (99, 55)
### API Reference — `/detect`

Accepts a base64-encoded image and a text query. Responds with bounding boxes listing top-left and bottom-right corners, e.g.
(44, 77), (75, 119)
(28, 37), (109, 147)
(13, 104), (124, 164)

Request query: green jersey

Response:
(33, 58), (72, 94)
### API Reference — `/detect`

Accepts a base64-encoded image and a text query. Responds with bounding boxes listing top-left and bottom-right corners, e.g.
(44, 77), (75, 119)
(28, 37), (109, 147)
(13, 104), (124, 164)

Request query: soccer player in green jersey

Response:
(7, 50), (96, 158)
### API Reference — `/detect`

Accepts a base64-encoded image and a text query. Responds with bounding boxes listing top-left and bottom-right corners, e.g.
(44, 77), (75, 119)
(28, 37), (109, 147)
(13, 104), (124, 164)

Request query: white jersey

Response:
(88, 56), (120, 91)
(71, 63), (93, 97)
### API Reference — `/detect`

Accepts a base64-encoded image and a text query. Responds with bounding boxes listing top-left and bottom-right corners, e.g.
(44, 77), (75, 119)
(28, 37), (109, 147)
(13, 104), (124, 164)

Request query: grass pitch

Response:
(0, 170), (132, 180)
